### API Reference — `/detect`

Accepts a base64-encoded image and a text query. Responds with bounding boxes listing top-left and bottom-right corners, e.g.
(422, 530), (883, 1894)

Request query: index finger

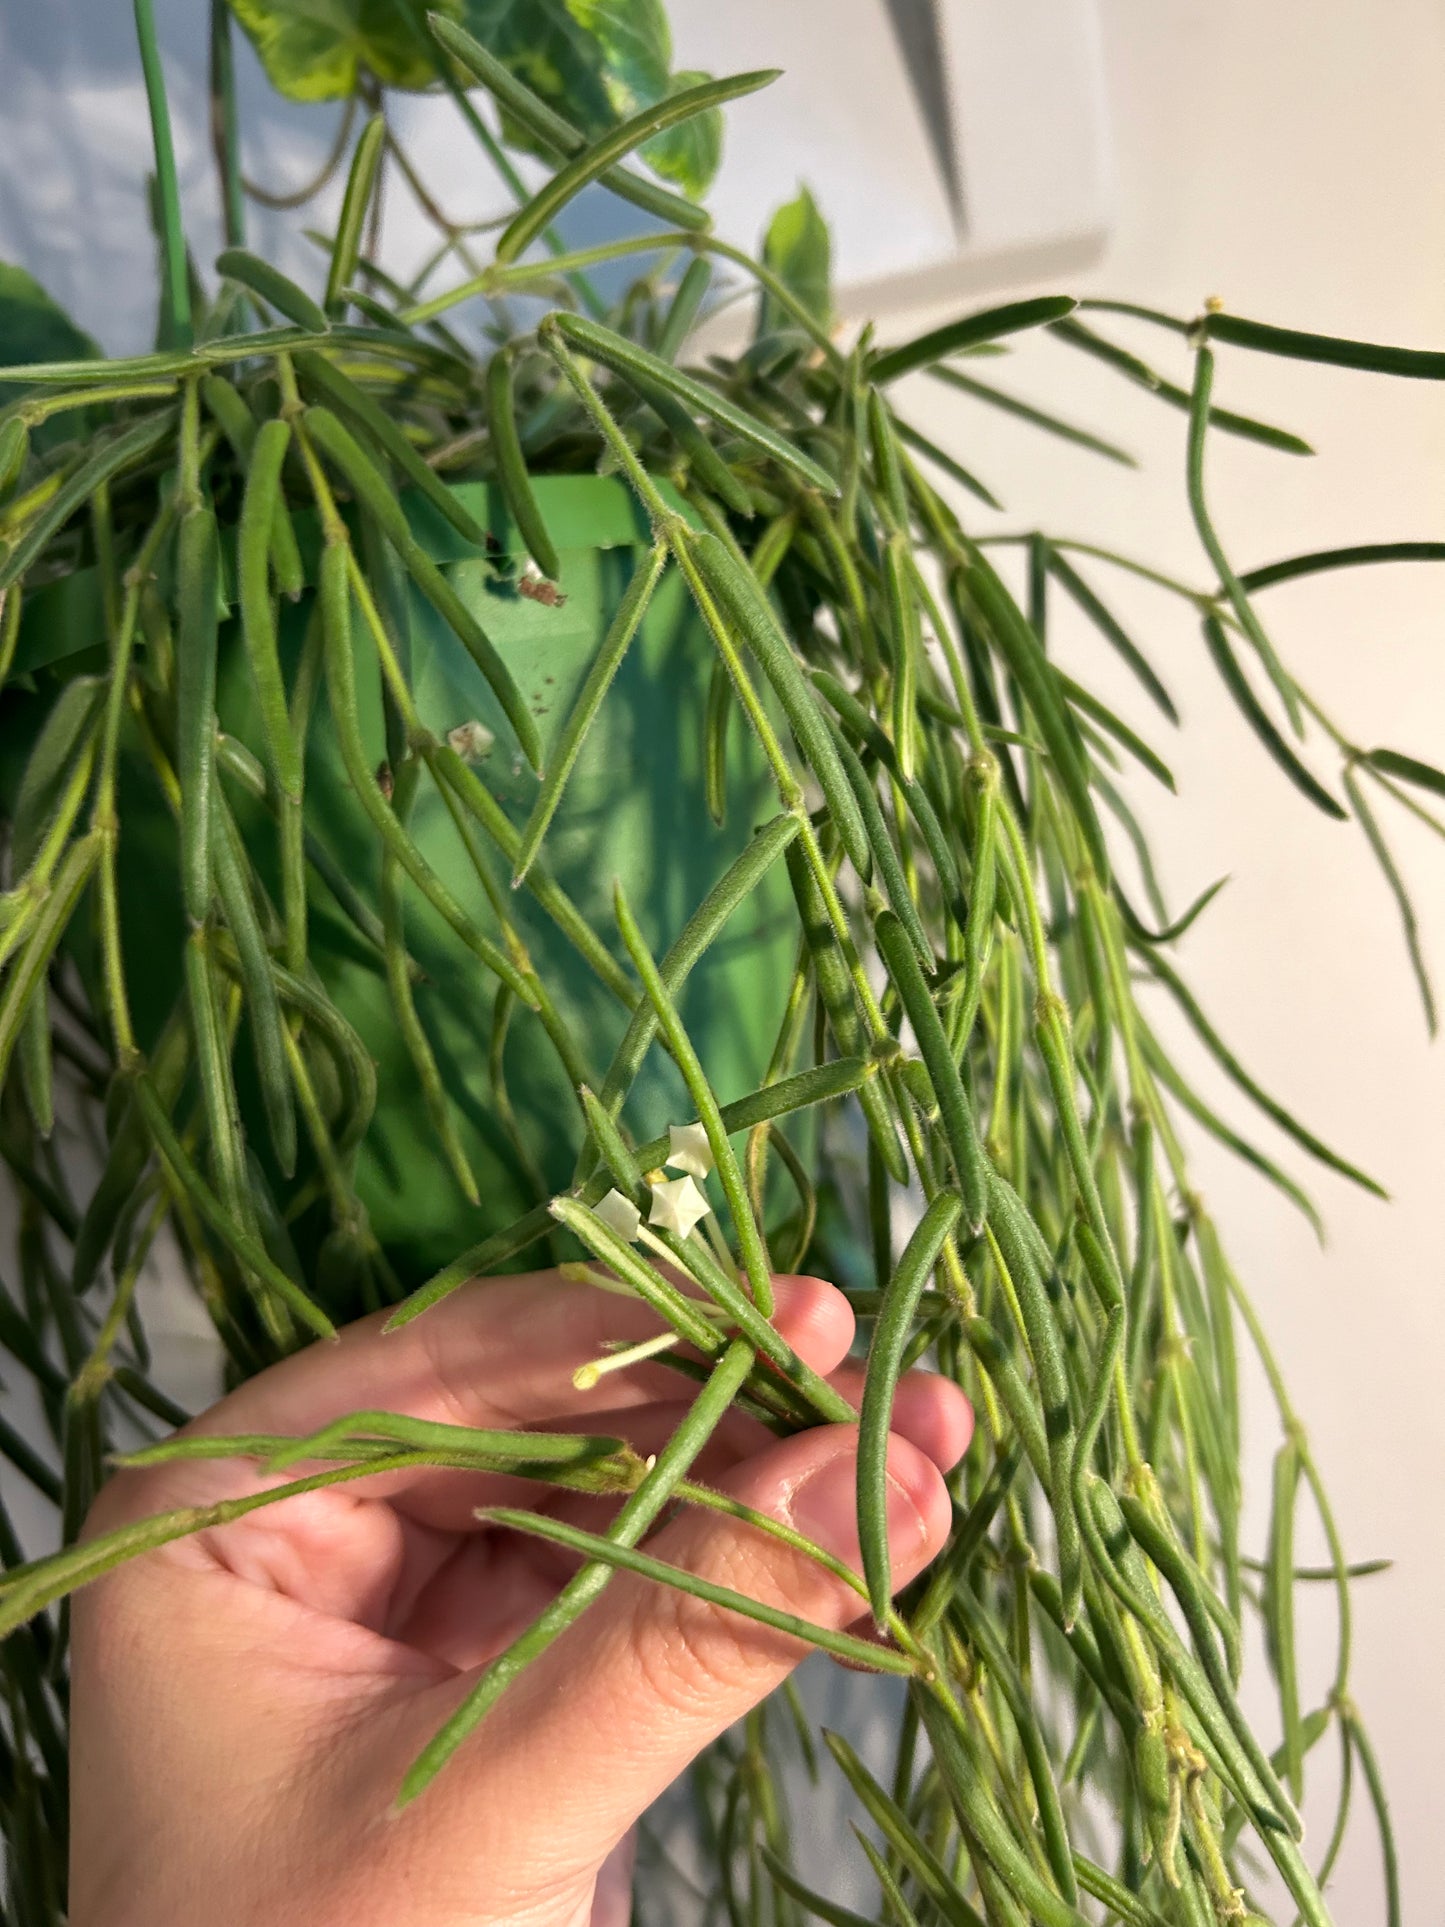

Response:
(175, 1268), (857, 1447)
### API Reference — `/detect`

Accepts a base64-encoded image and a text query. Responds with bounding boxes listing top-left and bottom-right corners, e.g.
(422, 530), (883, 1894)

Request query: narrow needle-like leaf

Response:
(513, 545), (664, 882)
(495, 72), (777, 266)
(479, 1507), (918, 1673)
(857, 1189), (962, 1622)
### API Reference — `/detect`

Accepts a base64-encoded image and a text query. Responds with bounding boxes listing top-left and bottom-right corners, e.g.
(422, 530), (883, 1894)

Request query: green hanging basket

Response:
(7, 474), (796, 1289)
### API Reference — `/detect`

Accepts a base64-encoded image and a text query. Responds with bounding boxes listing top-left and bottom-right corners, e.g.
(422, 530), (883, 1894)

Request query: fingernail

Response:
(787, 1449), (927, 1562)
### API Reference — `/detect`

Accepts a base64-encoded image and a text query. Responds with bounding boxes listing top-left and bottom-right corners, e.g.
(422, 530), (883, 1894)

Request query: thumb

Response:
(415, 1422), (952, 1888)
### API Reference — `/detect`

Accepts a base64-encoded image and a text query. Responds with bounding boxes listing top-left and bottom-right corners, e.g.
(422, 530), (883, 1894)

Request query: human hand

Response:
(70, 1269), (971, 1926)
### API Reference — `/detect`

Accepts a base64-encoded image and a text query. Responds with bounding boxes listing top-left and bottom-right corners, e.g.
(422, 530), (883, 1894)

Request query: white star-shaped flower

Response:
(647, 1173), (712, 1241)
(593, 1188), (641, 1243)
(666, 1121), (714, 1183)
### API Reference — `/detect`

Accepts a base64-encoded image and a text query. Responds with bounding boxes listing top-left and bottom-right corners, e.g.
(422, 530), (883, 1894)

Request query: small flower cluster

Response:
(594, 1120), (714, 1244)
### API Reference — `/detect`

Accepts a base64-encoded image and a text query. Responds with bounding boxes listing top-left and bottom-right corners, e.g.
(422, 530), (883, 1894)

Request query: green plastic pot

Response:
(10, 474), (796, 1288)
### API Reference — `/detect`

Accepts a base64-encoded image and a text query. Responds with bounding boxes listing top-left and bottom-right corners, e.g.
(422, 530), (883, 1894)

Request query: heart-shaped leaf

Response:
(226, 0), (463, 101)
(460, 0), (722, 197)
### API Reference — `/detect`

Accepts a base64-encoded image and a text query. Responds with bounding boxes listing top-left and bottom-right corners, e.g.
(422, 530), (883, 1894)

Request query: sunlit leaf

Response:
(226, 0), (462, 101)
(640, 71), (722, 197)
(760, 186), (832, 335)
(463, 0), (617, 138)
(565, 0), (671, 114)
(459, 0), (721, 195)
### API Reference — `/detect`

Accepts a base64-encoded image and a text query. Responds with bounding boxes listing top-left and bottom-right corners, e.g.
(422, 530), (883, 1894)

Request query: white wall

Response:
(694, 3), (1445, 1913)
(1, 2), (1442, 1918)
(900, 2), (1442, 1916)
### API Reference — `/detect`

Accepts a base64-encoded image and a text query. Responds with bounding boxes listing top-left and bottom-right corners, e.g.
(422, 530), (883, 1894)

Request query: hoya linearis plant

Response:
(0, 1), (1437, 1919)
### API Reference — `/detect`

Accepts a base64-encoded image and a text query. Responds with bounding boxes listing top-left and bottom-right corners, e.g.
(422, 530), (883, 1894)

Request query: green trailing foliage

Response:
(0, 6), (1434, 1922)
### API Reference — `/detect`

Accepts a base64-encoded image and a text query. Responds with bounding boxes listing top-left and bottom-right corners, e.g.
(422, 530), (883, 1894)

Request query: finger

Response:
(592, 1830), (637, 1927)
(385, 1396), (783, 1662)
(369, 1366), (967, 1653)
(190, 1271), (854, 1442)
(82, 1275), (846, 1635)
(387, 1390), (774, 1537)
(825, 1359), (974, 1472)
(80, 1381), (777, 1644)
(398, 1423), (950, 1881)
(393, 1355), (969, 1541)
(385, 1395), (774, 1664)
(95, 1273), (855, 1528)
